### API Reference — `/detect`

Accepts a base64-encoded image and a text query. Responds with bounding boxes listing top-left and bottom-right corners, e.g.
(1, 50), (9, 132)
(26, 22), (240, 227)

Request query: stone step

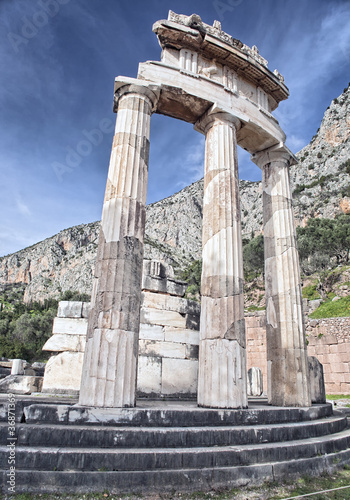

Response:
(0, 415), (346, 449)
(4, 448), (350, 495)
(22, 402), (333, 427)
(1, 429), (349, 472)
(0, 396), (79, 423)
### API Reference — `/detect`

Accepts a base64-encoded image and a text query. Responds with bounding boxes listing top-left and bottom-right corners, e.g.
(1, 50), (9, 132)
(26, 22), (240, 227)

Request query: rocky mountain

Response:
(1, 84), (349, 303)
(291, 83), (350, 223)
(239, 82), (350, 232)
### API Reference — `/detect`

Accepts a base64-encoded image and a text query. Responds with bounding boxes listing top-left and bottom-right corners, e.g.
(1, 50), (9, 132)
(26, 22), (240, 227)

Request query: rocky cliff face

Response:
(1, 85), (349, 302)
(0, 223), (100, 303)
(291, 83), (350, 223)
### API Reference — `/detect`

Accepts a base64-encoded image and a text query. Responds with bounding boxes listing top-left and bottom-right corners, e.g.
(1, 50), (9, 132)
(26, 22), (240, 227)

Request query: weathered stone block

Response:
(137, 356), (161, 395)
(338, 343), (350, 353)
(141, 292), (200, 315)
(161, 358), (198, 395)
(164, 327), (199, 345)
(200, 295), (245, 346)
(42, 352), (84, 394)
(0, 375), (42, 394)
(186, 313), (200, 330)
(31, 362), (46, 376)
(142, 275), (187, 296)
(322, 335), (338, 345)
(198, 338), (247, 408)
(82, 302), (91, 318)
(52, 317), (88, 336)
(340, 382), (350, 394)
(58, 301), (83, 318)
(139, 323), (164, 341)
(140, 308), (187, 328)
(185, 344), (199, 360)
(42, 334), (86, 353)
(308, 300), (322, 314)
(138, 340), (186, 359)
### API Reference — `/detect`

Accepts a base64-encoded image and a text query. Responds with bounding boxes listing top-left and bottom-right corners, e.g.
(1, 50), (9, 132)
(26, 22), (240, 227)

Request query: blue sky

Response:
(0, 0), (349, 256)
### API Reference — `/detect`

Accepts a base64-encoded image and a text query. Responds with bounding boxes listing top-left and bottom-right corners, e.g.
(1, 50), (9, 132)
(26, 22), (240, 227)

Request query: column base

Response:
(197, 338), (248, 409)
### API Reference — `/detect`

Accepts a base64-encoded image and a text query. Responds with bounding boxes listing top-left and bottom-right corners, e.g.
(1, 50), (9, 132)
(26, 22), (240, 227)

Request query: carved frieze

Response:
(168, 10), (243, 50)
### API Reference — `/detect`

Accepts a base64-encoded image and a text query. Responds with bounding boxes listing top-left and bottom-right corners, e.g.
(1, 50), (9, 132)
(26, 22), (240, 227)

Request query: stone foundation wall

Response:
(42, 287), (350, 397)
(42, 294), (200, 397)
(245, 312), (350, 395)
(137, 291), (199, 398)
(43, 304), (267, 397)
(306, 316), (350, 395)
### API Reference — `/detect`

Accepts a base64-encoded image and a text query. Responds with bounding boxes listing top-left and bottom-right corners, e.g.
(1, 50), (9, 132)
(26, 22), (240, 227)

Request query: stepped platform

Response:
(0, 397), (350, 495)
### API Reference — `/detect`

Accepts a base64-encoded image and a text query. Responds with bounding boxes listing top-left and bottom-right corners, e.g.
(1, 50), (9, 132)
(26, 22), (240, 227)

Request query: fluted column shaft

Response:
(79, 85), (158, 408)
(195, 111), (247, 409)
(253, 150), (311, 407)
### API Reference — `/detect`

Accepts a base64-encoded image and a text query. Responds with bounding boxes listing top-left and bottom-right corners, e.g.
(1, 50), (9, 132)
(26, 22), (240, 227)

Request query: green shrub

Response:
(0, 289), (91, 362)
(243, 234), (264, 280)
(179, 260), (202, 301)
(294, 184), (306, 195)
(309, 296), (350, 319)
(341, 186), (350, 197)
(302, 285), (321, 300)
(319, 175), (327, 187)
(247, 305), (265, 312)
(339, 159), (350, 175)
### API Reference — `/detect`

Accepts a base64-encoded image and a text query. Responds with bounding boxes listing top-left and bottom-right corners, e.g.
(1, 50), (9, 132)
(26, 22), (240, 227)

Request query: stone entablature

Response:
(154, 11), (287, 107)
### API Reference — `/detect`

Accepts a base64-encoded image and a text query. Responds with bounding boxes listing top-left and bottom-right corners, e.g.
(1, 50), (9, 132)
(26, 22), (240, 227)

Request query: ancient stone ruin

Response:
(2, 13), (350, 497)
(41, 261), (200, 398)
(79, 11), (310, 409)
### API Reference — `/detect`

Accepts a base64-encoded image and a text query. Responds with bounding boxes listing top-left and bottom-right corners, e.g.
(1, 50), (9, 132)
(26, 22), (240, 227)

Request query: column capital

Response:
(113, 77), (161, 113)
(251, 143), (297, 169)
(194, 105), (241, 135)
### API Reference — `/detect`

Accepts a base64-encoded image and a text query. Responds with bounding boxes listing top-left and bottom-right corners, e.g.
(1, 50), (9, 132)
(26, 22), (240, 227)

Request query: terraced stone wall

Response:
(306, 316), (350, 394)
(245, 311), (350, 395)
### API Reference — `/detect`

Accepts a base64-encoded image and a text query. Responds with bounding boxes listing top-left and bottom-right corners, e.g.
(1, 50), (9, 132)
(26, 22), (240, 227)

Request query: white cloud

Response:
(286, 135), (308, 154)
(184, 136), (205, 184)
(275, 2), (350, 132)
(16, 196), (31, 217)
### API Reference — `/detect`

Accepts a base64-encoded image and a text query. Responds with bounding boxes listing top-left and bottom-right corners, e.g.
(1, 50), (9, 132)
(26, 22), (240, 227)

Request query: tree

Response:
(297, 215), (350, 298)
(297, 215), (350, 267)
(179, 260), (202, 301)
(243, 234), (264, 279)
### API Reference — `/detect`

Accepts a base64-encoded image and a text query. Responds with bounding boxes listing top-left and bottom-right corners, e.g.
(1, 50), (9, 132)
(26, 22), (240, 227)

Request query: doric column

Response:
(252, 147), (311, 407)
(194, 110), (247, 409)
(79, 84), (159, 408)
